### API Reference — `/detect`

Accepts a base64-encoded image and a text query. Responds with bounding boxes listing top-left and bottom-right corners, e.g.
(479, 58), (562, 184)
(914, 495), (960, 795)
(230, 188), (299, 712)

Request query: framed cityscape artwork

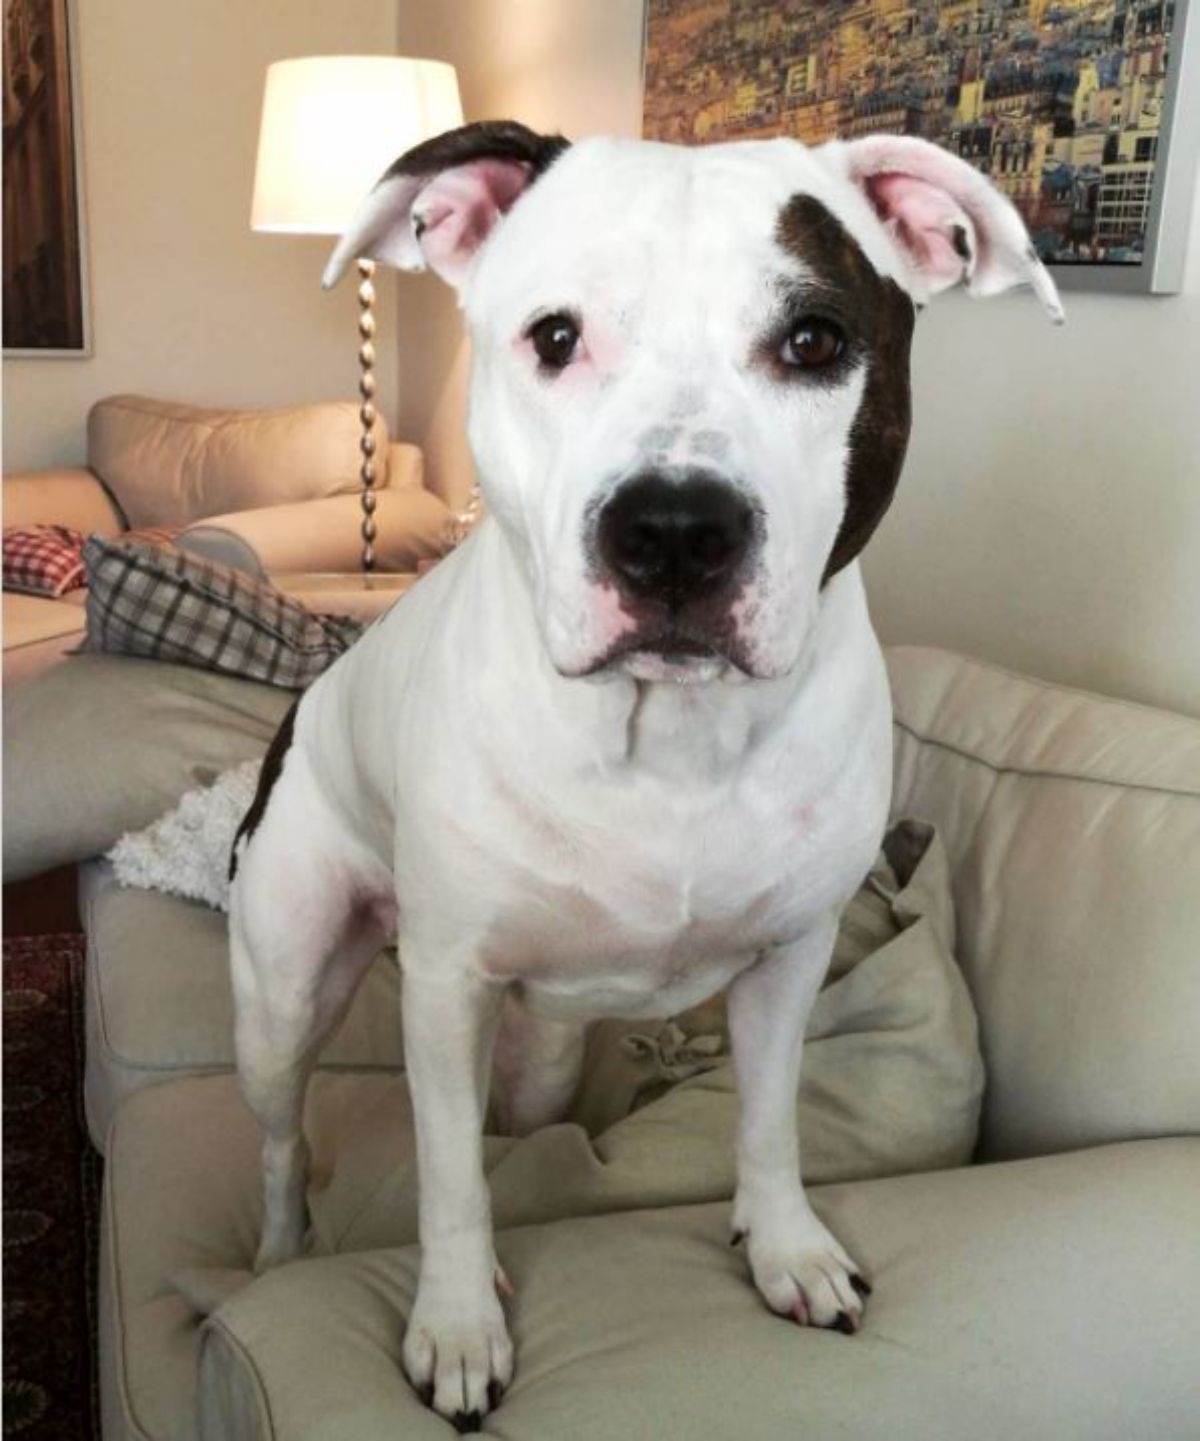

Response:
(3, 0), (90, 354)
(644, 0), (1199, 293)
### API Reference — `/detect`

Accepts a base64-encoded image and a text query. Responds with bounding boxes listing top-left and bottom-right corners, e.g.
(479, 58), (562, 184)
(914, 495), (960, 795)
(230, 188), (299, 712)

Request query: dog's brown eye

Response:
(781, 318), (844, 370)
(529, 312), (580, 371)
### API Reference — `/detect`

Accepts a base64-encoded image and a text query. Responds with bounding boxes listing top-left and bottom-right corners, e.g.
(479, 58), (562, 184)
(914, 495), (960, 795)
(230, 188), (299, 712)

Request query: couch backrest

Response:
(87, 395), (392, 528)
(886, 645), (1200, 1162)
(3, 468), (125, 537)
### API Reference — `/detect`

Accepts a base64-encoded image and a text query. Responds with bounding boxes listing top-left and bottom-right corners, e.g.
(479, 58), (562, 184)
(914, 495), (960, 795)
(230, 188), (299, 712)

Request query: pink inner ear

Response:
(866, 172), (973, 290)
(415, 158), (534, 283)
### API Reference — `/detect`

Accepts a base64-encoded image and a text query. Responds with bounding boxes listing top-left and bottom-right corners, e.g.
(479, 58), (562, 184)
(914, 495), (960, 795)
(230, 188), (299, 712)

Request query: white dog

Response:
(229, 121), (1061, 1429)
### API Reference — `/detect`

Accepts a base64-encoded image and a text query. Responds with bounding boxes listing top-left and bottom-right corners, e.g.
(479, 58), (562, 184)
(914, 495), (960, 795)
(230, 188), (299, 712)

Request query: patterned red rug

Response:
(3, 932), (102, 1440)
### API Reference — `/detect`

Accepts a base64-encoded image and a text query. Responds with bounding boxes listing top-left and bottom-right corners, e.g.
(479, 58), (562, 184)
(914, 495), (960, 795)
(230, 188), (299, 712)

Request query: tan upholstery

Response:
(886, 646), (1200, 1160)
(98, 1071), (1200, 1441)
(1, 589), (88, 684)
(177, 478), (449, 577)
(3, 467), (126, 533)
(3, 657), (294, 884)
(80, 865), (402, 1147)
(193, 1139), (1200, 1441)
(87, 395), (392, 527)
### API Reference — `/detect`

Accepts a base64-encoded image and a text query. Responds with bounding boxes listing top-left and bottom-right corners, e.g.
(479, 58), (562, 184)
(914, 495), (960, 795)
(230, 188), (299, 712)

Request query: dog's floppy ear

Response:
(323, 119), (570, 291)
(825, 134), (1064, 322)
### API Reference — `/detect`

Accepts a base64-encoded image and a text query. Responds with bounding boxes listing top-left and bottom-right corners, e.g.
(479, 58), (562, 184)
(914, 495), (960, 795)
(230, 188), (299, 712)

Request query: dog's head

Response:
(326, 123), (1062, 684)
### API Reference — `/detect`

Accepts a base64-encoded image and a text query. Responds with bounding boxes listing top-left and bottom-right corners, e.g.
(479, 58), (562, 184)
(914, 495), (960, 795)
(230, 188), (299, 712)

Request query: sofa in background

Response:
(47, 644), (1196, 1440)
(3, 394), (452, 684)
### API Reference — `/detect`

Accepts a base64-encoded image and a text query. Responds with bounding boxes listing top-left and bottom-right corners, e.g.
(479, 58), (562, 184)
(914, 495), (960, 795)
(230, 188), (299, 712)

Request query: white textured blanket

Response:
(107, 760), (262, 911)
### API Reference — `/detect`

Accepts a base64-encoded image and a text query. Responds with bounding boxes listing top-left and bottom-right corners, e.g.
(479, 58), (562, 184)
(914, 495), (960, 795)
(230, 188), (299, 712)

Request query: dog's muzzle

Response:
(581, 469), (761, 679)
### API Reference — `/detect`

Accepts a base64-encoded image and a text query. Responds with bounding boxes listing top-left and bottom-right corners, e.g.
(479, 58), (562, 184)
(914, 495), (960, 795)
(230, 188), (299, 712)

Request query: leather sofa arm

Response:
(176, 487), (452, 577)
(3, 468), (126, 536)
(384, 442), (425, 491)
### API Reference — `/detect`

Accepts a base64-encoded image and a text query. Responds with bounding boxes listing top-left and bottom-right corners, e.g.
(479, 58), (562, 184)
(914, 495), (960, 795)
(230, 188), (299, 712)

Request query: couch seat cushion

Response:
(200, 1139), (1200, 1441)
(99, 1071), (1199, 1441)
(82, 865), (402, 1147)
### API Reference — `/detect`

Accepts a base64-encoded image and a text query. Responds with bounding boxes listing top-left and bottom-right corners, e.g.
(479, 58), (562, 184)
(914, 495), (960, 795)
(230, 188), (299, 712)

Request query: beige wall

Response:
(391, 0), (645, 506)
(3, 0), (401, 473)
(396, 0), (1200, 718)
(861, 191), (1200, 718)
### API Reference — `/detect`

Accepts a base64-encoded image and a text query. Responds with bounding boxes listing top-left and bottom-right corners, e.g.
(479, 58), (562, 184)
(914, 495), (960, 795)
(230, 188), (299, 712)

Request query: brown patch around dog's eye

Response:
(774, 194), (916, 584)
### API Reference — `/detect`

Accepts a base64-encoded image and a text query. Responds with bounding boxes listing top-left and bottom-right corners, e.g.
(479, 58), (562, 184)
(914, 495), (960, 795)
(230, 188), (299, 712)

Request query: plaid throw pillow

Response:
(80, 536), (364, 690)
(3, 524), (88, 597)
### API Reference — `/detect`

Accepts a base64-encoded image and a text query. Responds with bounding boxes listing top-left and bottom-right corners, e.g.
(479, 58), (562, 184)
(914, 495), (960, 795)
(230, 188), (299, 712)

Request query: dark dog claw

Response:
(453, 1408), (483, 1435)
(730, 1228), (747, 1247)
(416, 1382), (435, 1408)
(850, 1273), (873, 1298)
(487, 1379), (505, 1410)
(831, 1310), (857, 1335)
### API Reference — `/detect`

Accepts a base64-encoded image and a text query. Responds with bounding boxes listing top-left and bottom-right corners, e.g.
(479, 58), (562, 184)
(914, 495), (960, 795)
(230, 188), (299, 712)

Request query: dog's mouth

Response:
(579, 628), (751, 684)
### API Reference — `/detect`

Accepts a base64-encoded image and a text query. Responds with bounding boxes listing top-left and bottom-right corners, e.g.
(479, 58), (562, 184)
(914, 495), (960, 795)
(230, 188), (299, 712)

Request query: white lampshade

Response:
(250, 55), (463, 235)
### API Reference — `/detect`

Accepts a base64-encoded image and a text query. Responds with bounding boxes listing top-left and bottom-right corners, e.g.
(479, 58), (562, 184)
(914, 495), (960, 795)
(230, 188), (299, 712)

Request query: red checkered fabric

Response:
(3, 525), (89, 598)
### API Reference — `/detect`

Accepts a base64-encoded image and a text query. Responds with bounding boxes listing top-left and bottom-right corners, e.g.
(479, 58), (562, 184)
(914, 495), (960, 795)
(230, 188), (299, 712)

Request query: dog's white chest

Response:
(465, 736), (878, 1021)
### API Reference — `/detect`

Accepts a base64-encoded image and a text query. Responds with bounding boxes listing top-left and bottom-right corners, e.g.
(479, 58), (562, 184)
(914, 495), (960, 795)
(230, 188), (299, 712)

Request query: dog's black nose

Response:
(597, 473), (755, 604)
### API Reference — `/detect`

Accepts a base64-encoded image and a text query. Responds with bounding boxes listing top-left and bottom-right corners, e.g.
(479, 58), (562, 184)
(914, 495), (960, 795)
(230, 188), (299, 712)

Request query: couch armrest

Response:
(385, 442), (424, 491)
(3, 468), (126, 536)
(177, 488), (452, 577)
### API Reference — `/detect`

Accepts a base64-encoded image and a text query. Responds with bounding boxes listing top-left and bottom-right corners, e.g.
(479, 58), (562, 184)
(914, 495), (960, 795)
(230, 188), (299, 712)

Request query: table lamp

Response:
(251, 56), (464, 575)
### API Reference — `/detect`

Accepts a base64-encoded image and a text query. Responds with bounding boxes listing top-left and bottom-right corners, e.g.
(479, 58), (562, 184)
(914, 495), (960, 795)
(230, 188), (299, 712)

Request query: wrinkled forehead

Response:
(464, 135), (903, 329)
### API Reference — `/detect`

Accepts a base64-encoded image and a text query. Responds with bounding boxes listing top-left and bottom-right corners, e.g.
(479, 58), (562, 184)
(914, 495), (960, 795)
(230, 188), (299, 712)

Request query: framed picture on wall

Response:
(643, 0), (1199, 294)
(3, 0), (91, 355)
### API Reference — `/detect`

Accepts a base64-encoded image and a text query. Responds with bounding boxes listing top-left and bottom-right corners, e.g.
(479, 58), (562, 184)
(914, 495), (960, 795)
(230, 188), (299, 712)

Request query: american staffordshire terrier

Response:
(229, 120), (1061, 1429)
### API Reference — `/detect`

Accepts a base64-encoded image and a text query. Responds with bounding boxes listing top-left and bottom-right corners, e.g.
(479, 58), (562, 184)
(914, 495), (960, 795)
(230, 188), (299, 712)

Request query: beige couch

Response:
(3, 394), (453, 685)
(82, 645), (1199, 1439)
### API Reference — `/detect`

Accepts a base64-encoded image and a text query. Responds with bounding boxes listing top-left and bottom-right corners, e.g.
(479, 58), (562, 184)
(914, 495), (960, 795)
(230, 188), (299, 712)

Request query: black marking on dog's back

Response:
(381, 119), (570, 186)
(229, 699), (299, 882)
(775, 195), (916, 584)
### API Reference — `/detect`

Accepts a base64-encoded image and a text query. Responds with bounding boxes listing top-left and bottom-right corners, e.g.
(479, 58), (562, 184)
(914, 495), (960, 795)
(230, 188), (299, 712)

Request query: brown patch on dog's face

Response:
(774, 195), (916, 583)
(381, 119), (570, 187)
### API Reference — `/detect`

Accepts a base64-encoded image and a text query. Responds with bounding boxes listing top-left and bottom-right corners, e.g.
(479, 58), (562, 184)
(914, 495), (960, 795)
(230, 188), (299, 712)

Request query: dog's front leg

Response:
(400, 964), (513, 1428)
(728, 917), (870, 1333)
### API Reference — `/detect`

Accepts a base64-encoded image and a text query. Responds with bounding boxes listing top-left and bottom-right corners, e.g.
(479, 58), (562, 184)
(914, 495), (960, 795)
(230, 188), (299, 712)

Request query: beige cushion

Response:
(87, 395), (391, 527)
(2, 655), (293, 881)
(2, 467), (125, 535)
(81, 864), (403, 1148)
(97, 1070), (1199, 1441)
(178, 483), (450, 577)
(2, 590), (89, 684)
(197, 1139), (1200, 1441)
(886, 646), (1200, 1161)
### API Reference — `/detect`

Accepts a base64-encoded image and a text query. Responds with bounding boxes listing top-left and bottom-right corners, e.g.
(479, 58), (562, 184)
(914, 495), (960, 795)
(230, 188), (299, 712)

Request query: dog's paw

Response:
(403, 1276), (514, 1430)
(732, 1194), (870, 1333)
